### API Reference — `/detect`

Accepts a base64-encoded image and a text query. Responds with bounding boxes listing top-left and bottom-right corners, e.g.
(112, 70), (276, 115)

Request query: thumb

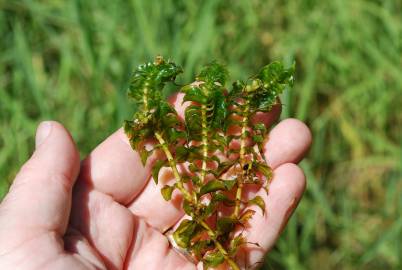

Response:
(0, 121), (80, 247)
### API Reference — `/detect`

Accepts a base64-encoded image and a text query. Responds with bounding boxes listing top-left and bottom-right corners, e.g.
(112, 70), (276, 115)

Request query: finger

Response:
(127, 164), (187, 232)
(69, 183), (135, 270)
(124, 219), (196, 270)
(64, 227), (107, 270)
(69, 181), (194, 270)
(0, 121), (79, 252)
(78, 128), (154, 205)
(0, 231), (90, 270)
(237, 163), (306, 268)
(235, 118), (311, 203)
(127, 94), (282, 232)
(265, 118), (312, 169)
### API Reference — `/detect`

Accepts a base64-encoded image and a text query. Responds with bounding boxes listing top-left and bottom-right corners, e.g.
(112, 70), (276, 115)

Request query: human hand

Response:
(0, 98), (311, 270)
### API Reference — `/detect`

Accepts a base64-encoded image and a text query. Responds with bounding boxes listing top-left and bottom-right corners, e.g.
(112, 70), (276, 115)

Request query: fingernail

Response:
(35, 121), (52, 148)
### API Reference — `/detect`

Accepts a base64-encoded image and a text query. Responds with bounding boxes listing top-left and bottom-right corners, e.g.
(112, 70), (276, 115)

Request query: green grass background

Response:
(1, 0), (401, 269)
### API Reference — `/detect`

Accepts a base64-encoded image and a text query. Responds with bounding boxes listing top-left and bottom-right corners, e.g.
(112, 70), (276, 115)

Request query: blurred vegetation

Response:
(0, 0), (401, 269)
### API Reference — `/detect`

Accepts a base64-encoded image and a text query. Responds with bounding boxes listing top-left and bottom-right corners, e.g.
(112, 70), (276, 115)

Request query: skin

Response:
(0, 95), (312, 270)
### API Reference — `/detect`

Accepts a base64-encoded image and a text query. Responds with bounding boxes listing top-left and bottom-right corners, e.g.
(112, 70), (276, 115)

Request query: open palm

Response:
(0, 97), (311, 270)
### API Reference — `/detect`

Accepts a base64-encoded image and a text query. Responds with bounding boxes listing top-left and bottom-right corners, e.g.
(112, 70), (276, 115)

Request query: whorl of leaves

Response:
(124, 57), (184, 164)
(124, 56), (295, 269)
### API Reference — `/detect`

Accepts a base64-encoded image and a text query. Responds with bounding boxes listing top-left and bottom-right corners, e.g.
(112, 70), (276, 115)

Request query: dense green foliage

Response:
(124, 57), (294, 269)
(0, 0), (401, 269)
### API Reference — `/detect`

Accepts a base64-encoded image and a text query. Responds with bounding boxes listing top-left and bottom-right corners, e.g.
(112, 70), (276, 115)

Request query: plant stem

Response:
(199, 220), (240, 270)
(233, 180), (243, 217)
(143, 82), (149, 111)
(200, 104), (208, 183)
(239, 104), (249, 162)
(233, 102), (250, 218)
(156, 129), (238, 269)
(155, 132), (193, 202)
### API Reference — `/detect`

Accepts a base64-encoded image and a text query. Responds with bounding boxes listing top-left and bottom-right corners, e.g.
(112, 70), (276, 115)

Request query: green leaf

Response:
(223, 179), (237, 191)
(182, 85), (208, 104)
(255, 162), (273, 180)
(152, 160), (165, 184)
(128, 57), (182, 106)
(264, 182), (271, 195)
(203, 250), (225, 268)
(173, 219), (199, 248)
(158, 100), (176, 113)
(210, 90), (228, 129)
(259, 61), (295, 90)
(161, 113), (179, 127)
(175, 146), (189, 162)
(188, 163), (199, 173)
(161, 185), (174, 201)
(196, 61), (228, 86)
(191, 240), (213, 260)
(227, 148), (240, 155)
(181, 174), (191, 183)
(239, 209), (256, 225)
(139, 149), (150, 166)
(230, 80), (245, 96)
(208, 155), (221, 165)
(217, 217), (237, 235)
(229, 234), (246, 256)
(199, 180), (226, 196)
(213, 133), (227, 146)
(215, 160), (235, 176)
(166, 128), (186, 142)
(249, 195), (266, 214)
(183, 200), (195, 216)
(201, 200), (218, 218)
(185, 105), (202, 134)
(191, 175), (201, 186)
(242, 61), (295, 112)
(213, 192), (235, 206)
(253, 123), (267, 133)
(123, 120), (133, 137)
(252, 134), (264, 143)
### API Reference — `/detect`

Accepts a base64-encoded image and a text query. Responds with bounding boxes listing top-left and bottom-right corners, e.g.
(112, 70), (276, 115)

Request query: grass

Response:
(0, 0), (401, 269)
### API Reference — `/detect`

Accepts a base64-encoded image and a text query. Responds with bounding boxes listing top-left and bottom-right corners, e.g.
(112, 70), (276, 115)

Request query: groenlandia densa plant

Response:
(124, 56), (294, 269)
